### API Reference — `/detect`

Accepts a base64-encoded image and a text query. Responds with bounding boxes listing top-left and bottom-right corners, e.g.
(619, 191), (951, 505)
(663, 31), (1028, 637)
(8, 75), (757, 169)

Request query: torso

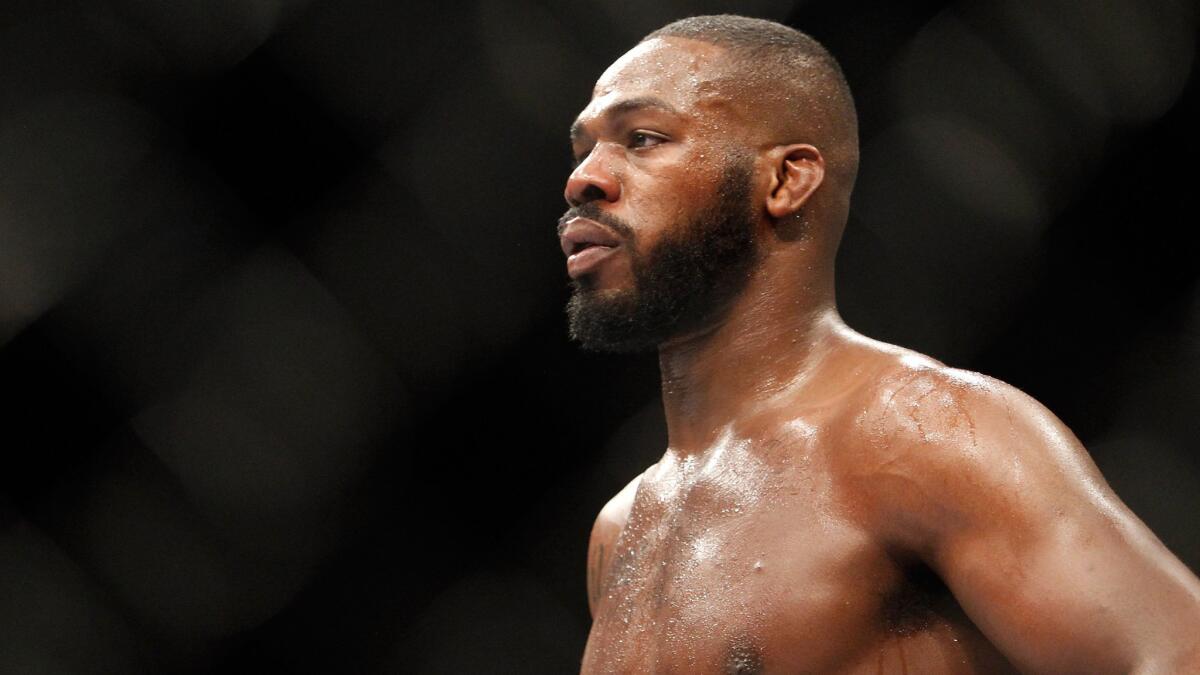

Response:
(581, 354), (1019, 674)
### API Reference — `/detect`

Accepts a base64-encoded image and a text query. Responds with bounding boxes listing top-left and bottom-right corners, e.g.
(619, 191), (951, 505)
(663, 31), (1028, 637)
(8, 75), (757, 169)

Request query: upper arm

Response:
(858, 368), (1200, 673)
(587, 473), (642, 618)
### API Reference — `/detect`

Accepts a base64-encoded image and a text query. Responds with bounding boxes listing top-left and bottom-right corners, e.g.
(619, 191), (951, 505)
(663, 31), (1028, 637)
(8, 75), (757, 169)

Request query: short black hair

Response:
(643, 15), (859, 185)
(645, 14), (846, 83)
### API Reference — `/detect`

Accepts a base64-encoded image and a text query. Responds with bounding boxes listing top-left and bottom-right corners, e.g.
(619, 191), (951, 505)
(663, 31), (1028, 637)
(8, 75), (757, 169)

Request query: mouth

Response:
(559, 218), (622, 278)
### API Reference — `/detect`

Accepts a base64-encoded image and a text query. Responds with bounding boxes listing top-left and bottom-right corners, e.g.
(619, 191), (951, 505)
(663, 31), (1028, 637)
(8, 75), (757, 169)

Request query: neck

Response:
(656, 250), (845, 453)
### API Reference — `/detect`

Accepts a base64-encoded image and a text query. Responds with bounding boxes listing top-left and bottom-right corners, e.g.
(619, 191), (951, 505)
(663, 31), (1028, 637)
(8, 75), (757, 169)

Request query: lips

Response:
(559, 217), (622, 278)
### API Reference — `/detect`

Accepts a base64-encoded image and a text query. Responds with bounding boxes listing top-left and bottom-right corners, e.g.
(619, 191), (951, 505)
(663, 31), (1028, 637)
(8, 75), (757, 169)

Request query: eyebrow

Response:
(569, 96), (679, 143)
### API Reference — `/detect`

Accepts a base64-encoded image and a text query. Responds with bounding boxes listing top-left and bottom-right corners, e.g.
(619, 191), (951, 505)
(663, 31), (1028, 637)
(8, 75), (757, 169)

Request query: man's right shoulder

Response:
(832, 345), (1104, 552)
(595, 472), (643, 532)
(587, 472), (644, 615)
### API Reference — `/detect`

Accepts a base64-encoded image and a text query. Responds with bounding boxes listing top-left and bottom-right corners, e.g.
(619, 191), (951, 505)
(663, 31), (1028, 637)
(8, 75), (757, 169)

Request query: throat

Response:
(658, 306), (845, 449)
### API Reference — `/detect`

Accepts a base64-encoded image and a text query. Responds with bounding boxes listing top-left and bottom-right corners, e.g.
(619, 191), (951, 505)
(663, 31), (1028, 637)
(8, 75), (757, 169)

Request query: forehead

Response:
(577, 37), (738, 124)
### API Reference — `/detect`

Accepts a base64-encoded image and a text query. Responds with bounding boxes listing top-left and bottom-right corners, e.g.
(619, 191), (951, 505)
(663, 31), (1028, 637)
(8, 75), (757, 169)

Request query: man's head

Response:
(560, 15), (858, 352)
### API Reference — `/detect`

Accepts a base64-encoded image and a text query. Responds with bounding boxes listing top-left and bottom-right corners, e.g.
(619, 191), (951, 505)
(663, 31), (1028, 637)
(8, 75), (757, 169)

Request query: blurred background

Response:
(0, 0), (1196, 672)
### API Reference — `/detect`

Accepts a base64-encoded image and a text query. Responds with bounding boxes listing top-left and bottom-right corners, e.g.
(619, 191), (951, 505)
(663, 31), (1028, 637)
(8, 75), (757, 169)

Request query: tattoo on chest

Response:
(589, 542), (607, 608)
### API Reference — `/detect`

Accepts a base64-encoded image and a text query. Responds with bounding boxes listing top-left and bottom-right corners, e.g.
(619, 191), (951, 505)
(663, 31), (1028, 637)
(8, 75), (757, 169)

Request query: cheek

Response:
(625, 171), (702, 220)
(620, 147), (730, 243)
(626, 181), (702, 241)
(621, 184), (677, 243)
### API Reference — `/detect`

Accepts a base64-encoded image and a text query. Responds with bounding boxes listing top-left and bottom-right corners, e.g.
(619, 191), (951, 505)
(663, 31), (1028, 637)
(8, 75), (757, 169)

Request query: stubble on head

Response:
(566, 156), (760, 353)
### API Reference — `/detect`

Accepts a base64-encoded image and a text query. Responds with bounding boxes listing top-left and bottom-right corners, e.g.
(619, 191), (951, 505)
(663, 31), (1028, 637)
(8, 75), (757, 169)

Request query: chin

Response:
(566, 285), (662, 354)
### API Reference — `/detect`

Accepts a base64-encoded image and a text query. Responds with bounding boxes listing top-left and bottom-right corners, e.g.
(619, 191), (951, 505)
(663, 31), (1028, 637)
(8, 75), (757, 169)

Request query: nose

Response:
(564, 148), (621, 207)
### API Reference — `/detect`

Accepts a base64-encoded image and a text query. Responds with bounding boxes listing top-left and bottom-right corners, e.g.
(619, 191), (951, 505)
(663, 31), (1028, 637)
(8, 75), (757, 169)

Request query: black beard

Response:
(566, 160), (759, 353)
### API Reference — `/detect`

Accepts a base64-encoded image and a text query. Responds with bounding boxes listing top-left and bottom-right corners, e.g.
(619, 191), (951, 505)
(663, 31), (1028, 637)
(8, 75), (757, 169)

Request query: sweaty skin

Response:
(567, 36), (1200, 674)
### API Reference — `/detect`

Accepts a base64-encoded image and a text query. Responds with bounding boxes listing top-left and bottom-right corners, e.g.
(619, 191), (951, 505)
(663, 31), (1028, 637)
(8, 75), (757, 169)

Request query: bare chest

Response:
(583, 439), (882, 672)
(581, 438), (1009, 674)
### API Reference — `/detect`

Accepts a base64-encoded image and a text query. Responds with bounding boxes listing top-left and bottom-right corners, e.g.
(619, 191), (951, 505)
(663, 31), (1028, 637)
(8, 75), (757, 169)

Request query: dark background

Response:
(1, 0), (1196, 673)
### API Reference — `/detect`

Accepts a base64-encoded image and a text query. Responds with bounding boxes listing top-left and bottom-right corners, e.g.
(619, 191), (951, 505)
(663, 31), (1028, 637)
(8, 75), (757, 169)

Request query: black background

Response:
(1, 1), (1196, 672)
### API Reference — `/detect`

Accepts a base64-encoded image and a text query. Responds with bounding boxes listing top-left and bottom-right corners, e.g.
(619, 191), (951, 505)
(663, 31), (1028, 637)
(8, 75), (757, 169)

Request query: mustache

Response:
(557, 203), (635, 239)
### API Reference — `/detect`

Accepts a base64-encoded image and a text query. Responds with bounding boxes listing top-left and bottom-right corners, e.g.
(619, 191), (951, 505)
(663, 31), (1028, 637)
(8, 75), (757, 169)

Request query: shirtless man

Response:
(557, 15), (1200, 674)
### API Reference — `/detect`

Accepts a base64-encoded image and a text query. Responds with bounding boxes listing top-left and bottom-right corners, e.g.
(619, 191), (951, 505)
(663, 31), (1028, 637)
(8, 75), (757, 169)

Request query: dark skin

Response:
(564, 37), (1200, 674)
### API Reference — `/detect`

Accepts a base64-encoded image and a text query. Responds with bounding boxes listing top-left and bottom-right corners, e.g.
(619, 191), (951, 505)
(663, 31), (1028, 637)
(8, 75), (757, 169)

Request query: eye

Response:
(570, 147), (592, 170)
(629, 131), (666, 149)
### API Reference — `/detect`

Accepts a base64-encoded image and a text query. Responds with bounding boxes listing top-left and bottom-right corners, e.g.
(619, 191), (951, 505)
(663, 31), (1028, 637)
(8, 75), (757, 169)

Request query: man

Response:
(558, 14), (1200, 674)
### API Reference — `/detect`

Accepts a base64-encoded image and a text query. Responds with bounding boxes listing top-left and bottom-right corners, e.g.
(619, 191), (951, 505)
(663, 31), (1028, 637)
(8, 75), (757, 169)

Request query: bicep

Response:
(935, 472), (1200, 673)
(923, 398), (1200, 673)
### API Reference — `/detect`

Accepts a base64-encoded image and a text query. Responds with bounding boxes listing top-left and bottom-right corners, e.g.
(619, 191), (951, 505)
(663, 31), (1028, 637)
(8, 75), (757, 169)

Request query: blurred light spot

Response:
(477, 0), (585, 132)
(108, 0), (299, 72)
(0, 95), (161, 344)
(893, 10), (1068, 201)
(905, 0), (1196, 209)
(269, 1), (460, 130)
(397, 570), (583, 674)
(302, 187), (474, 387)
(902, 114), (1047, 234)
(1060, 0), (1196, 122)
(0, 519), (142, 673)
(137, 390), (327, 515)
(852, 115), (1046, 363)
(380, 75), (563, 355)
(0, 7), (167, 119)
(80, 463), (300, 641)
(45, 152), (250, 410)
(133, 248), (400, 520)
(964, 0), (1110, 125)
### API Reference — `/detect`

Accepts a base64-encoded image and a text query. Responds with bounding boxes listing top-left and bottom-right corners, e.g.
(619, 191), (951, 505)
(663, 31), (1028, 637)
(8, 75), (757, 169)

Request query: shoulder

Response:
(586, 472), (644, 616)
(592, 471), (642, 545)
(851, 353), (1058, 451)
(836, 352), (1109, 549)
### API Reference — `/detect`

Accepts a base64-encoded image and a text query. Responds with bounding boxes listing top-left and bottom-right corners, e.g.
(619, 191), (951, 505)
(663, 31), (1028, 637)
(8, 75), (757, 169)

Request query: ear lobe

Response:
(765, 144), (825, 219)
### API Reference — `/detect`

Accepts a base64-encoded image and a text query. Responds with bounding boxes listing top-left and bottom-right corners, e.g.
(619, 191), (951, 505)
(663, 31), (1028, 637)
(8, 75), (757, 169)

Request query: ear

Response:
(765, 144), (825, 219)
